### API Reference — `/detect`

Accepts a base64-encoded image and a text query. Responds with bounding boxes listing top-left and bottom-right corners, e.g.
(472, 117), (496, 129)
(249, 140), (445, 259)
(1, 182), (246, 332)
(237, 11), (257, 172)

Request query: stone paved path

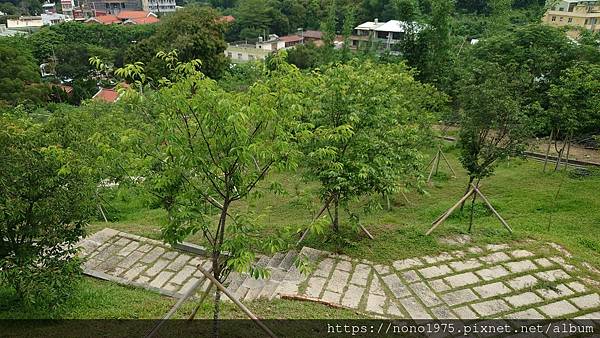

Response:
(79, 228), (600, 320)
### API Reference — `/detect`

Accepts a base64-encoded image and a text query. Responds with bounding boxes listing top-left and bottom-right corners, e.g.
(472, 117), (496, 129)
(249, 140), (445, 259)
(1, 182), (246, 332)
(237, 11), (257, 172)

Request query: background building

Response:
(543, 0), (600, 35)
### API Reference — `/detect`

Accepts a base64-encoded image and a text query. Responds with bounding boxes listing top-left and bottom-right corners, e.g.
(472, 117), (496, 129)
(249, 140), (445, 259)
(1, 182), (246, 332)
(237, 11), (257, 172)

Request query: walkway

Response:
(79, 228), (600, 320)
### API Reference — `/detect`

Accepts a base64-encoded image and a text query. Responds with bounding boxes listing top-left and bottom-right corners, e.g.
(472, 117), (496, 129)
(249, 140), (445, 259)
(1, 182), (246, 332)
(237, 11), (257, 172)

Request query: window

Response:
(227, 52), (232, 58)
(559, 17), (564, 22)
(568, 17), (573, 23)
(585, 19), (589, 24)
(552, 16), (556, 21)
(249, 55), (255, 60)
(237, 53), (242, 59)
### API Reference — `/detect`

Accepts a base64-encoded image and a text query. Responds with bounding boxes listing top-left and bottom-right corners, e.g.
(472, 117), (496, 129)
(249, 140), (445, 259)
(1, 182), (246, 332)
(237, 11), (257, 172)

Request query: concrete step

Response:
(278, 250), (298, 271)
(267, 252), (286, 268)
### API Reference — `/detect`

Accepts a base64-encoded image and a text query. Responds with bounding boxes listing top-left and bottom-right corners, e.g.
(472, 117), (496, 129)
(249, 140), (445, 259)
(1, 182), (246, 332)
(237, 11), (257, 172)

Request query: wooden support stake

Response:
(426, 188), (475, 235)
(98, 204), (108, 223)
(358, 222), (374, 240)
(197, 268), (277, 338)
(427, 152), (438, 183)
(400, 191), (410, 204)
(472, 187), (513, 233)
(146, 266), (213, 338)
(434, 149), (441, 175)
(297, 195), (334, 246)
(280, 294), (344, 308)
(543, 129), (554, 173)
(439, 149), (457, 177)
(188, 282), (214, 320)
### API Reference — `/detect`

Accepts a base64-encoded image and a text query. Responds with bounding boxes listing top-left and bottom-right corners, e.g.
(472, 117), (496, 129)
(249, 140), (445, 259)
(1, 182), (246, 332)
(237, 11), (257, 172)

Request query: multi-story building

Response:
(542, 0), (600, 35)
(350, 19), (421, 50)
(61, 0), (75, 18)
(225, 35), (286, 63)
(142, 0), (177, 14)
(83, 0), (142, 15)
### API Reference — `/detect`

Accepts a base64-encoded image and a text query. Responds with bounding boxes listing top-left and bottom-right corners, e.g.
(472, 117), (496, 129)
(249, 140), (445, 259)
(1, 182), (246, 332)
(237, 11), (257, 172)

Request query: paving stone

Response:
(538, 300), (579, 318)
(480, 252), (511, 264)
(137, 275), (150, 284)
(444, 272), (480, 288)
(504, 308), (545, 320)
(574, 311), (600, 320)
(429, 279), (451, 293)
(275, 280), (300, 296)
(162, 251), (179, 260)
(366, 294), (386, 314)
(188, 257), (202, 266)
(393, 258), (423, 271)
(314, 258), (335, 277)
(118, 241), (140, 256)
(454, 306), (478, 319)
(321, 290), (342, 303)
(431, 306), (456, 319)
(468, 246), (484, 254)
(419, 265), (452, 279)
(94, 244), (122, 262)
(326, 269), (350, 293)
(433, 252), (453, 262)
(505, 260), (538, 274)
(167, 254), (191, 271)
(409, 282), (442, 307)
(507, 275), (538, 290)
(114, 237), (131, 247)
(505, 292), (543, 307)
(146, 259), (170, 277)
(486, 244), (510, 251)
(401, 270), (420, 283)
(570, 293), (600, 310)
(399, 297), (432, 319)
(473, 282), (512, 298)
(123, 263), (147, 281)
(510, 250), (534, 258)
(117, 250), (144, 269)
(386, 303), (403, 317)
(535, 269), (571, 282)
(547, 243), (572, 258)
(373, 264), (390, 275)
(451, 250), (466, 258)
(536, 284), (574, 300)
(171, 265), (196, 285)
(475, 266), (510, 281)
(306, 276), (327, 298)
(140, 246), (165, 264)
(369, 276), (385, 296)
(441, 289), (479, 306)
(471, 299), (511, 317)
(137, 243), (153, 253)
(341, 284), (364, 308)
(566, 281), (587, 293)
(449, 259), (482, 272)
(349, 264), (370, 286)
(180, 277), (200, 294)
(149, 271), (175, 288)
(382, 273), (411, 298)
(534, 258), (553, 268)
(336, 260), (353, 272)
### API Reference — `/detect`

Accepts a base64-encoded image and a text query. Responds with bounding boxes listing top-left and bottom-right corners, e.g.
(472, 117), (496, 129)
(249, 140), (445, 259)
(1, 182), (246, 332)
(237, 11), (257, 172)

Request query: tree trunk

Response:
(468, 191), (477, 233)
(435, 149), (441, 176)
(460, 176), (474, 213)
(212, 200), (229, 338)
(563, 133), (572, 172)
(332, 194), (339, 232)
(543, 129), (554, 173)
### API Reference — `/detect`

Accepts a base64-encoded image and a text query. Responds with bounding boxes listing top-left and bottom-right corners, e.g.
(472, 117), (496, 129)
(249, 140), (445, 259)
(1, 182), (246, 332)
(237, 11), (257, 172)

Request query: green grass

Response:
(91, 144), (600, 268)
(15, 144), (598, 320)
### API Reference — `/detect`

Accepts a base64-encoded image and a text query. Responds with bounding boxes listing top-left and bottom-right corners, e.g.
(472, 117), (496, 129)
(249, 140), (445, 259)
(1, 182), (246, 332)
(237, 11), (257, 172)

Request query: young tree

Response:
(135, 54), (303, 334)
(0, 112), (96, 308)
(429, 61), (531, 233)
(300, 61), (435, 238)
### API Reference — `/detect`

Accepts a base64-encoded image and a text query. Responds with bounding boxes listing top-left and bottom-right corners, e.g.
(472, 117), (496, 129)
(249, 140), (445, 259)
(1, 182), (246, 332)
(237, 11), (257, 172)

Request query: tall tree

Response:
(301, 61), (435, 237)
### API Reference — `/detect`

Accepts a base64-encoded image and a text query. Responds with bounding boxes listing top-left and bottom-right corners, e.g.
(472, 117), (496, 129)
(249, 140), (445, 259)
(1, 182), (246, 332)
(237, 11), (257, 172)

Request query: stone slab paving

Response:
(79, 228), (600, 321)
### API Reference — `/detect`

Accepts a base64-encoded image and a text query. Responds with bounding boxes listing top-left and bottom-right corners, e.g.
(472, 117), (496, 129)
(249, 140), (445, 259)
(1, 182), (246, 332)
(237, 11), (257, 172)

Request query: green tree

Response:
(301, 61), (435, 237)
(125, 5), (228, 79)
(0, 112), (96, 309)
(134, 54), (303, 334)
(456, 62), (531, 226)
(0, 41), (46, 106)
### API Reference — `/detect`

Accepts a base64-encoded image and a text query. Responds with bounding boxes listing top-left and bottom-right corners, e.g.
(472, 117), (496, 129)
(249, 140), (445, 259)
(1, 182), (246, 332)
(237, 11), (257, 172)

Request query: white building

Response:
(142, 0), (177, 13)
(7, 16), (44, 31)
(42, 13), (69, 25)
(225, 35), (286, 63)
(61, 0), (75, 18)
(351, 19), (422, 50)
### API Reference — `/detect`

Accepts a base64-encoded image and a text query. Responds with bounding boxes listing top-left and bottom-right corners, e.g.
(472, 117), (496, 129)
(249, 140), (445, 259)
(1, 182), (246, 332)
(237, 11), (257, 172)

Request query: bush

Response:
(0, 113), (95, 309)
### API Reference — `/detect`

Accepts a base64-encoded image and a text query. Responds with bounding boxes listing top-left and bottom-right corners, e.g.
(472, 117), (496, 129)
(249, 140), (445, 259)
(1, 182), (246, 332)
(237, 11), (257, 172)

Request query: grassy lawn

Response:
(90, 143), (600, 267)
(7, 143), (597, 320)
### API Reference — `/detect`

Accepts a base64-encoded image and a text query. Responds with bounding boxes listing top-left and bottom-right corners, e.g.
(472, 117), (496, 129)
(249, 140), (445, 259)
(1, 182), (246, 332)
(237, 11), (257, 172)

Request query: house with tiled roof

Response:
(85, 11), (158, 25)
